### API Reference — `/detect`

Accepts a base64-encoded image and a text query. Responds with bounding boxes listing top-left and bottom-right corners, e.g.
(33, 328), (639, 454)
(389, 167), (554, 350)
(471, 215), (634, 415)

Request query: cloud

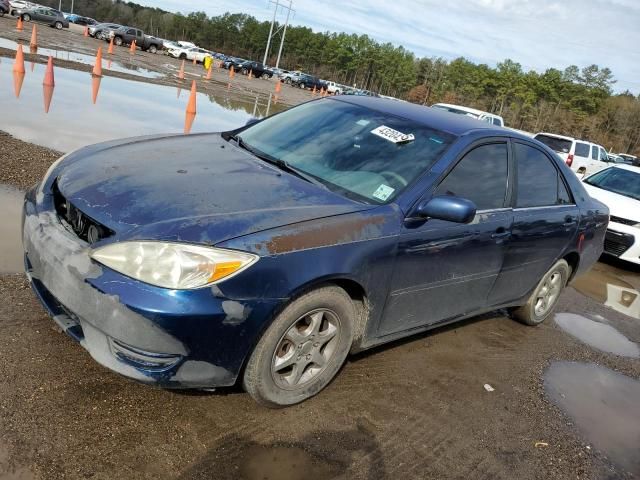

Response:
(146, 0), (640, 93)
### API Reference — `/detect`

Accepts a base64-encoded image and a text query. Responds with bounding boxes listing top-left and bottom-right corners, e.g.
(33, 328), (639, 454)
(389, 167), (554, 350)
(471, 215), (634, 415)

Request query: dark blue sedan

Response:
(23, 97), (608, 407)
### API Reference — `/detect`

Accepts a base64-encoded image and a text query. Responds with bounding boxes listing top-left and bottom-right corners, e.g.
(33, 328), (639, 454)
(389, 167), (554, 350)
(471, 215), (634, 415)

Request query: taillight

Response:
(566, 154), (574, 167)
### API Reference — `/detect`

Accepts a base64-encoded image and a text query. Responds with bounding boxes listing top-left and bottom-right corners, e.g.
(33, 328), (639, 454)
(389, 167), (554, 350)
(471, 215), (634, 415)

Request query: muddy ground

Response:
(1, 17), (640, 480)
(0, 17), (316, 109)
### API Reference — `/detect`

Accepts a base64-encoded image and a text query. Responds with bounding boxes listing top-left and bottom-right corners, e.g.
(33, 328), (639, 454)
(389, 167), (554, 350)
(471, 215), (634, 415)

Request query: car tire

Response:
(148, 45), (157, 54)
(300, 83), (305, 89)
(54, 21), (63, 30)
(285, 78), (291, 84)
(512, 259), (570, 326)
(243, 285), (355, 408)
(114, 36), (123, 46)
(22, 13), (31, 21)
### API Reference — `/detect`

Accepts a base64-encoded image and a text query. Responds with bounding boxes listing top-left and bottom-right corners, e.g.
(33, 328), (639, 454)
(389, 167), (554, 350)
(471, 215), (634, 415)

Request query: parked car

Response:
(23, 97), (608, 407)
(0, 0), (10, 17)
(533, 133), (609, 175)
(167, 46), (212, 63)
(292, 74), (326, 90)
(108, 26), (163, 53)
(8, 0), (35, 16)
(17, 6), (68, 29)
(280, 70), (303, 83)
(268, 67), (287, 77)
(582, 165), (640, 264)
(89, 23), (121, 39)
(66, 14), (96, 26)
(618, 154), (639, 167)
(239, 61), (273, 78)
(222, 57), (247, 70)
(325, 81), (343, 94)
(431, 103), (505, 127)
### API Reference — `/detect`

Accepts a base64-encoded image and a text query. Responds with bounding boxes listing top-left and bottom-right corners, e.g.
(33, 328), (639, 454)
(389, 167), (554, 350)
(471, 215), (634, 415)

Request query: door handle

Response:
(564, 216), (577, 227)
(491, 228), (510, 239)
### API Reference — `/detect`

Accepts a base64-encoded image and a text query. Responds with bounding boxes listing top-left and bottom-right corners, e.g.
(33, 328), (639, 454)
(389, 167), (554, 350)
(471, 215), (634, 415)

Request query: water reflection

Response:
(572, 265), (640, 319)
(0, 37), (163, 79)
(545, 362), (640, 476)
(0, 57), (284, 152)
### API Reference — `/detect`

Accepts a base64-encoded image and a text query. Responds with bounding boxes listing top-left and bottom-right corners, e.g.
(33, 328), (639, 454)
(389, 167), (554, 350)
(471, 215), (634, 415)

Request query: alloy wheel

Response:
(534, 270), (562, 317)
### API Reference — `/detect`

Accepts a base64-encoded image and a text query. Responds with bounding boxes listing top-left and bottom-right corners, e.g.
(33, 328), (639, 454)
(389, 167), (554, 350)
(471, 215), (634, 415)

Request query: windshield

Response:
(585, 167), (640, 201)
(236, 99), (455, 203)
(534, 134), (572, 154)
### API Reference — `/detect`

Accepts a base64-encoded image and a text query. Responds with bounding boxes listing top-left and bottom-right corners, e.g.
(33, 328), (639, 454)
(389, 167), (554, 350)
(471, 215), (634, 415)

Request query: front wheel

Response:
(285, 78), (291, 84)
(54, 21), (63, 30)
(114, 36), (123, 46)
(243, 286), (355, 408)
(512, 259), (570, 326)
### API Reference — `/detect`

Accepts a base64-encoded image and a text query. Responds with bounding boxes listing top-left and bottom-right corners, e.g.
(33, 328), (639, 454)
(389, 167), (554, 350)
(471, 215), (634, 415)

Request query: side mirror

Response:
(415, 195), (477, 223)
(245, 117), (260, 127)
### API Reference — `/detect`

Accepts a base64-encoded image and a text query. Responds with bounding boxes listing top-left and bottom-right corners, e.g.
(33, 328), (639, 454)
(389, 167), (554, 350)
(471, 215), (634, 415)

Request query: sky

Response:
(144, 0), (639, 93)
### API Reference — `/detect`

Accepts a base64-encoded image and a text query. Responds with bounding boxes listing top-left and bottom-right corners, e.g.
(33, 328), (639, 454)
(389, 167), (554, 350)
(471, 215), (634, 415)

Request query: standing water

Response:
(0, 56), (284, 152)
(0, 184), (23, 274)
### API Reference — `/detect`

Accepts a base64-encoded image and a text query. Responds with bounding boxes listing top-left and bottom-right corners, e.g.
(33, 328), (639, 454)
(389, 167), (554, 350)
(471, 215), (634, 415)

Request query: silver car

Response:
(18, 6), (69, 29)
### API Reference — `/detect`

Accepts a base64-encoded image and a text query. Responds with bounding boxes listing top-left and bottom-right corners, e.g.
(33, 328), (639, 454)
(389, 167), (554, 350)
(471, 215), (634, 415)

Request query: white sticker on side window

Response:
(372, 184), (395, 201)
(371, 125), (415, 144)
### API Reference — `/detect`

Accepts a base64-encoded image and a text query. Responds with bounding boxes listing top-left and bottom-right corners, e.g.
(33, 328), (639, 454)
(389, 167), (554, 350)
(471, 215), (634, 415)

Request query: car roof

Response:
(333, 96), (515, 137)
(609, 164), (640, 174)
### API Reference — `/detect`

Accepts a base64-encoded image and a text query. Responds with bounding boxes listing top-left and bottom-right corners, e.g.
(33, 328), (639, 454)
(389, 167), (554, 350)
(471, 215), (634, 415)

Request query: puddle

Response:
(545, 362), (640, 476)
(0, 185), (24, 274)
(239, 445), (337, 480)
(555, 313), (640, 358)
(0, 57), (285, 152)
(572, 266), (640, 320)
(0, 37), (163, 79)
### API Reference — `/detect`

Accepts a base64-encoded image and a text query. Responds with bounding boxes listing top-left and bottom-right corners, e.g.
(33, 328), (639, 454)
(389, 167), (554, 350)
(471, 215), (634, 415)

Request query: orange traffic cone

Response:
(43, 56), (55, 86)
(16, 17), (23, 31)
(13, 44), (25, 74)
(184, 112), (196, 134)
(108, 36), (114, 55)
(178, 60), (185, 80)
(14, 71), (25, 98)
(275, 80), (281, 93)
(192, 56), (196, 65)
(83, 26), (88, 37)
(91, 76), (102, 104)
(43, 84), (54, 113)
(186, 80), (197, 114)
(129, 40), (136, 54)
(312, 85), (316, 96)
(206, 65), (212, 80)
(92, 47), (103, 77)
(229, 65), (235, 79)
(107, 59), (112, 70)
(248, 69), (252, 79)
(30, 25), (37, 49)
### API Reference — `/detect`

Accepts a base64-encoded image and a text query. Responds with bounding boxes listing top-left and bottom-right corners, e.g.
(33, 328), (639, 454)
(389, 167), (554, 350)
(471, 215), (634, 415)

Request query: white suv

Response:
(431, 103), (505, 127)
(325, 81), (343, 94)
(534, 133), (609, 176)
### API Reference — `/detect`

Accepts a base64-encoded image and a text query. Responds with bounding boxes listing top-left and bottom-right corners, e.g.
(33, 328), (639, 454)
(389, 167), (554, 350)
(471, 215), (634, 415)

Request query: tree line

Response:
(41, 0), (640, 155)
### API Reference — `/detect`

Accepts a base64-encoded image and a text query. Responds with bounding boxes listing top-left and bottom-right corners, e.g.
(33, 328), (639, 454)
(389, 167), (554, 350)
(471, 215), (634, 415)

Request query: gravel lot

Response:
(1, 17), (640, 480)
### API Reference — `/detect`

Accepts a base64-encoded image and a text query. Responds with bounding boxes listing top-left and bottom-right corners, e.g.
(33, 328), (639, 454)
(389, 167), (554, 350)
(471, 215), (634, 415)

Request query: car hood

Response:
(583, 183), (640, 222)
(55, 133), (373, 245)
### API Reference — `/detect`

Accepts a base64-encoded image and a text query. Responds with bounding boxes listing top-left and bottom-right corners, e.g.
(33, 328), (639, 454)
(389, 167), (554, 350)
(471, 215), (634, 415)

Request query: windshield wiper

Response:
(233, 135), (329, 190)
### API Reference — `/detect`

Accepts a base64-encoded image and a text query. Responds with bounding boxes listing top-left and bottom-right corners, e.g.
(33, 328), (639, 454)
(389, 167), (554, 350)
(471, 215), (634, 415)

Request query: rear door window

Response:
(591, 145), (599, 160)
(435, 143), (509, 211)
(515, 143), (567, 207)
(574, 142), (589, 157)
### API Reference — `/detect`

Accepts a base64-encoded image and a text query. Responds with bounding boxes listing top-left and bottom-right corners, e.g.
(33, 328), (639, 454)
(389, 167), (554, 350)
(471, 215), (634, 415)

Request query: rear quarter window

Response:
(534, 134), (572, 154)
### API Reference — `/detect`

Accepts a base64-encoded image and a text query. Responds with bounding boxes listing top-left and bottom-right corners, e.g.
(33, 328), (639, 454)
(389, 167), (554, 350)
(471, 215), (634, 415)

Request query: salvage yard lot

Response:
(1, 17), (640, 480)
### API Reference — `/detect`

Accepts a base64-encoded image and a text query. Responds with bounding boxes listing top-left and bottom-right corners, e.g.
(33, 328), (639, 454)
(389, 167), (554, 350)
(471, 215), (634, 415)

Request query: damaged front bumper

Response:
(22, 187), (282, 389)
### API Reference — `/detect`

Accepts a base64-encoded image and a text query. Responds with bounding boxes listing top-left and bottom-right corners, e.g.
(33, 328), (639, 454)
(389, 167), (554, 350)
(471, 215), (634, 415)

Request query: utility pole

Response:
(262, 0), (279, 66)
(274, 0), (292, 70)
(58, 0), (62, 11)
(70, 0), (74, 13)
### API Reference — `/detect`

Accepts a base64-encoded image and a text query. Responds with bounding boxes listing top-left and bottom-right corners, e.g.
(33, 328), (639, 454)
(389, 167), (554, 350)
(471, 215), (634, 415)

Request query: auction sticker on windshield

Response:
(371, 125), (415, 144)
(372, 184), (395, 201)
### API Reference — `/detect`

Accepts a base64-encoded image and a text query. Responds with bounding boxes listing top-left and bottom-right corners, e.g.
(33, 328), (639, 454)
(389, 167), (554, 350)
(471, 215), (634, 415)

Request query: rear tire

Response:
(22, 13), (31, 21)
(512, 259), (570, 326)
(54, 21), (62, 30)
(114, 36), (123, 46)
(148, 45), (157, 54)
(243, 286), (355, 408)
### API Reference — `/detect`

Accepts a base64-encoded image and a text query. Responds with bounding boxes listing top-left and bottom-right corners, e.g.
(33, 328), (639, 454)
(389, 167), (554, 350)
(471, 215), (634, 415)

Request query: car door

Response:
(379, 141), (513, 335)
(488, 141), (579, 305)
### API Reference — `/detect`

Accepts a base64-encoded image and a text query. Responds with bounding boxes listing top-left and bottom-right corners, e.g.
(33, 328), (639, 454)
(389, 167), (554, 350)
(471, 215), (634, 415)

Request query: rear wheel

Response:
(148, 45), (157, 54)
(22, 13), (31, 21)
(300, 83), (306, 89)
(54, 21), (63, 30)
(114, 36), (123, 46)
(512, 259), (570, 326)
(243, 286), (355, 407)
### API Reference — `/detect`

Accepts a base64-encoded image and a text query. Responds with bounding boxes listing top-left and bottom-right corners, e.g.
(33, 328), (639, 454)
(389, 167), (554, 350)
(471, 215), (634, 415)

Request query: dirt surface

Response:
(0, 17), (318, 109)
(2, 17), (640, 480)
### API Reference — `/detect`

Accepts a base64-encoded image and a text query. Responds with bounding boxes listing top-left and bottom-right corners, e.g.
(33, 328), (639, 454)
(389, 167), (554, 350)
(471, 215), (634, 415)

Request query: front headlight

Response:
(91, 242), (258, 289)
